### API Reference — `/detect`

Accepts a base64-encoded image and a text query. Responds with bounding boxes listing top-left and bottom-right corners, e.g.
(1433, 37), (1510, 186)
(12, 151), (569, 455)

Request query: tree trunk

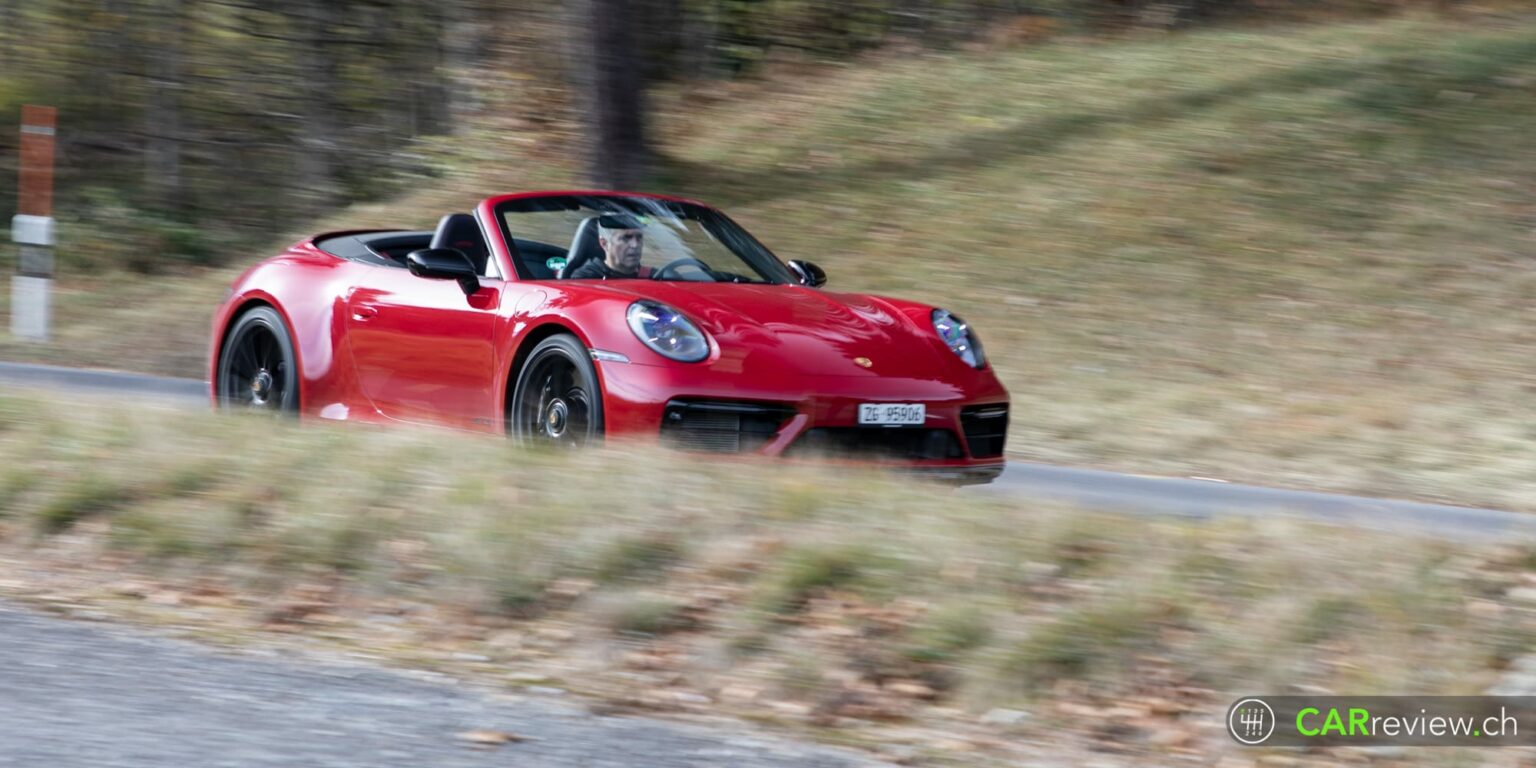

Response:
(89, 0), (129, 125)
(294, 0), (342, 204)
(412, 1), (448, 137)
(678, 0), (720, 80)
(373, 2), (424, 138)
(584, 0), (649, 190)
(0, 0), (17, 70)
(643, 0), (682, 81)
(144, 0), (187, 212)
(442, 0), (492, 129)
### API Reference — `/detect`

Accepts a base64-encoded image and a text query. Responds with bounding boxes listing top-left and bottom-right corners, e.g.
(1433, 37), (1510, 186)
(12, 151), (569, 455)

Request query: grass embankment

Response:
(3, 389), (1535, 764)
(4, 12), (1536, 509)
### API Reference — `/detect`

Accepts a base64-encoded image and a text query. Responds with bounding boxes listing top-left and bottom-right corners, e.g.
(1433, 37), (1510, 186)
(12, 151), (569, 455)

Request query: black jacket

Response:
(568, 260), (651, 280)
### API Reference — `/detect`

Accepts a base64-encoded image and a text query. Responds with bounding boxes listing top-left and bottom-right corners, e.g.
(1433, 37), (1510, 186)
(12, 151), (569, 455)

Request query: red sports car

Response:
(209, 192), (1009, 483)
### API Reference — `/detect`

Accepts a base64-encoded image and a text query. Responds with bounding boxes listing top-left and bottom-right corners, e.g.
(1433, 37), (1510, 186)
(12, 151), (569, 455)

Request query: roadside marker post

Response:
(13, 105), (57, 342)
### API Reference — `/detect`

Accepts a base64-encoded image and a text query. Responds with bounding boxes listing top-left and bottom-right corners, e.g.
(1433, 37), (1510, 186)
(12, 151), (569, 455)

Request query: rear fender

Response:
(209, 249), (361, 415)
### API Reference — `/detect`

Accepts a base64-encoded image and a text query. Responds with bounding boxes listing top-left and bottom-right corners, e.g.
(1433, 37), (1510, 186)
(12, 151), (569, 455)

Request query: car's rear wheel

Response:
(216, 306), (299, 413)
(510, 334), (604, 448)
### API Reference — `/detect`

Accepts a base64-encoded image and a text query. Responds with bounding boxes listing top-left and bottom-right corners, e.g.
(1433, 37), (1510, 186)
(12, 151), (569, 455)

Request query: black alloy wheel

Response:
(216, 306), (299, 413)
(510, 334), (604, 447)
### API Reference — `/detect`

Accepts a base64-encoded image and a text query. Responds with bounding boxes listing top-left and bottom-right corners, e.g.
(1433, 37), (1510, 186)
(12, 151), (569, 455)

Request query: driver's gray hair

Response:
(597, 223), (643, 240)
(595, 214), (643, 241)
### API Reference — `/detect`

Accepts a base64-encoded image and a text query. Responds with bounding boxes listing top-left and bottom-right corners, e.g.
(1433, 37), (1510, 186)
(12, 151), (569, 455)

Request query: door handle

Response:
(351, 304), (379, 322)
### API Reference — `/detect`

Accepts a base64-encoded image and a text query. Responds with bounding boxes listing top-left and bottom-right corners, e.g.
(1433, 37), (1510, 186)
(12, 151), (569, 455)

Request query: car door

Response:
(344, 264), (501, 430)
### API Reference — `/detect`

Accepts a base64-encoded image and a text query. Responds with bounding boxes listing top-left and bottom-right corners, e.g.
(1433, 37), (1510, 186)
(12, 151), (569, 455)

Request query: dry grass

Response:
(3, 12), (1536, 511)
(3, 388), (1536, 763)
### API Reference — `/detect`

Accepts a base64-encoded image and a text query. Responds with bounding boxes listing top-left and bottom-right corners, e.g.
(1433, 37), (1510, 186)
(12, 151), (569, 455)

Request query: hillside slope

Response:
(6, 11), (1536, 508)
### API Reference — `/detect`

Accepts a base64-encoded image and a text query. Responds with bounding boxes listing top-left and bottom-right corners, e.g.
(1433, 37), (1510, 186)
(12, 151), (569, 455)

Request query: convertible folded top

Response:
(315, 230), (433, 267)
(315, 227), (572, 280)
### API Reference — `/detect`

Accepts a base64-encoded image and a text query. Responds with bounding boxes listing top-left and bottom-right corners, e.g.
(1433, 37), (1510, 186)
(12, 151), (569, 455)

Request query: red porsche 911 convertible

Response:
(209, 191), (1009, 483)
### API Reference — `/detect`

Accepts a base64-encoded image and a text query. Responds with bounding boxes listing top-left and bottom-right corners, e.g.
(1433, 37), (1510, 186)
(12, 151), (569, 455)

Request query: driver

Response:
(569, 214), (653, 279)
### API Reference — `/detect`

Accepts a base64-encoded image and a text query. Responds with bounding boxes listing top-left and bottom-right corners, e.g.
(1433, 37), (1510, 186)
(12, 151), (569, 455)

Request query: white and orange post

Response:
(12, 105), (56, 342)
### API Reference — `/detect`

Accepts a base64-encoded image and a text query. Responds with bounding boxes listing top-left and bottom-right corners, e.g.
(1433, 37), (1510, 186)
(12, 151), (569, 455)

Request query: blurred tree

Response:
(144, 0), (187, 211)
(0, 0), (1470, 273)
(0, 1), (21, 71)
(293, 0), (344, 204)
(643, 0), (684, 81)
(584, 0), (649, 189)
(443, 0), (494, 126)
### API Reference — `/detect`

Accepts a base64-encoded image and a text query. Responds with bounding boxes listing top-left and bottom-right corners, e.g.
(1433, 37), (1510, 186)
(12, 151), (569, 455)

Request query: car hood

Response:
(588, 282), (954, 379)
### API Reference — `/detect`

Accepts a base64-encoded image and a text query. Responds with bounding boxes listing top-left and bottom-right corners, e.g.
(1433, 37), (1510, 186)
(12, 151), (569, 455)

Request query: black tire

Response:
(509, 334), (604, 447)
(216, 306), (299, 413)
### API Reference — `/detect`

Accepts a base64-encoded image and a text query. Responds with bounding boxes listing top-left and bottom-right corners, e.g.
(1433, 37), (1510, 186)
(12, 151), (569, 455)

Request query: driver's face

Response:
(601, 229), (644, 274)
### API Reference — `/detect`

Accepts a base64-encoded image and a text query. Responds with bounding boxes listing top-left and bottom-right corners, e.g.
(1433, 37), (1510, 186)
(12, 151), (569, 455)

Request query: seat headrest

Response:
(557, 216), (606, 279)
(430, 213), (489, 275)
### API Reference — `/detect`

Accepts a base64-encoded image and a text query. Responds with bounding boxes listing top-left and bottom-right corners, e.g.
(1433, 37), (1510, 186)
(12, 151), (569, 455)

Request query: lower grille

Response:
(660, 400), (795, 453)
(784, 427), (964, 461)
(960, 404), (1009, 458)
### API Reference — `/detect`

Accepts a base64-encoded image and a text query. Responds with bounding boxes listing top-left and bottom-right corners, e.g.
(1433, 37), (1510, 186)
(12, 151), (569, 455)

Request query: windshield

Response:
(495, 195), (794, 284)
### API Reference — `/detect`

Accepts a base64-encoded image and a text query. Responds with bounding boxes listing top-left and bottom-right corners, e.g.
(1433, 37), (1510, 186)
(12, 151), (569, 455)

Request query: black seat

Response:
(430, 213), (490, 275)
(557, 216), (605, 279)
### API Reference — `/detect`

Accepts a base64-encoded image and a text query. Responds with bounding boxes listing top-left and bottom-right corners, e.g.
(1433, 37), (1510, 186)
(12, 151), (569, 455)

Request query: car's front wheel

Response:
(216, 305), (299, 413)
(509, 334), (604, 447)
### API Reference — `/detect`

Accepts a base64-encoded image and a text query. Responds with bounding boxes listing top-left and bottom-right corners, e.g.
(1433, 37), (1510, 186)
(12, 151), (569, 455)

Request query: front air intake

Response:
(960, 404), (1009, 458)
(660, 400), (796, 453)
(784, 428), (965, 461)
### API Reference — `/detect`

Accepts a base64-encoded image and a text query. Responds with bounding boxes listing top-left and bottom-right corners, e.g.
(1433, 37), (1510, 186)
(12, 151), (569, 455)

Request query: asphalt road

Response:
(0, 603), (884, 768)
(981, 461), (1536, 540)
(0, 360), (207, 401)
(1, 360), (1531, 540)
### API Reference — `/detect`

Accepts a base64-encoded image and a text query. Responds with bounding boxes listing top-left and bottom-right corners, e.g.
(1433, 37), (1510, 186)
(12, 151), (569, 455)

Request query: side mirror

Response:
(787, 260), (827, 288)
(406, 248), (479, 295)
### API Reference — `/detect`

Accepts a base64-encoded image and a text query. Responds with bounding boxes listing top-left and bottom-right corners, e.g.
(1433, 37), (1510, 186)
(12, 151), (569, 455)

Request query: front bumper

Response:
(597, 359), (1009, 474)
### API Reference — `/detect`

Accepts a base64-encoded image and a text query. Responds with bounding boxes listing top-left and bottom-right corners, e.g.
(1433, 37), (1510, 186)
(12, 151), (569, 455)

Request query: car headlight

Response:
(932, 308), (985, 368)
(627, 301), (710, 362)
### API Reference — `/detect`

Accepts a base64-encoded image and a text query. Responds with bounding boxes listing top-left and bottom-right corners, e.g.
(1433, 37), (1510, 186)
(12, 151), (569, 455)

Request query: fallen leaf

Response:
(457, 729), (526, 746)
(885, 680), (937, 700)
(146, 589), (183, 606)
(544, 578), (594, 600)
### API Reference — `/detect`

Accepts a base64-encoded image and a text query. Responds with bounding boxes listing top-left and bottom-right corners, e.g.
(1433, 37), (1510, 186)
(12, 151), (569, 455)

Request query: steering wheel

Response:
(651, 257), (713, 281)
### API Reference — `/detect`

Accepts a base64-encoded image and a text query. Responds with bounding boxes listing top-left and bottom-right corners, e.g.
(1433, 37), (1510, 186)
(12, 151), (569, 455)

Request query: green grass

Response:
(592, 534), (688, 584)
(601, 593), (696, 636)
(903, 604), (993, 664)
(754, 544), (899, 615)
(0, 387), (1533, 762)
(999, 593), (1186, 689)
(4, 12), (1536, 512)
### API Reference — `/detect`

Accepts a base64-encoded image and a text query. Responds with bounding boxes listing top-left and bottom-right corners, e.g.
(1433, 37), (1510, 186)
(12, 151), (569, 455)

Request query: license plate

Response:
(858, 403), (926, 426)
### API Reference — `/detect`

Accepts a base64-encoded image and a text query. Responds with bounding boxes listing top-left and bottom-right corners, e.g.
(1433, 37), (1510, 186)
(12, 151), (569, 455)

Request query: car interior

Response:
(313, 212), (572, 280)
